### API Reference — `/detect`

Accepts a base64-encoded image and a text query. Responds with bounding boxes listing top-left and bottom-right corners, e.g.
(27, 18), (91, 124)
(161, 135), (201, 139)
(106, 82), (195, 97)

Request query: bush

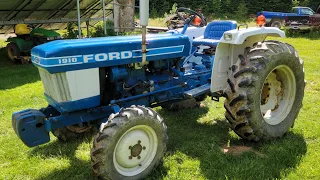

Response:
(285, 28), (320, 39)
(90, 20), (116, 37)
(63, 23), (82, 39)
(235, 1), (248, 21)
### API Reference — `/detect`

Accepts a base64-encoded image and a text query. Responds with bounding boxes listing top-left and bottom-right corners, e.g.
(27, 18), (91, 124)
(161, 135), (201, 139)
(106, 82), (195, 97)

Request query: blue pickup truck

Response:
(257, 6), (315, 28)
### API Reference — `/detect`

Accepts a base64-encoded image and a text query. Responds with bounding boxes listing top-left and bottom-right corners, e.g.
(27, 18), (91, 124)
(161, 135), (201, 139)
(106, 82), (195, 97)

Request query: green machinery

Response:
(6, 24), (61, 63)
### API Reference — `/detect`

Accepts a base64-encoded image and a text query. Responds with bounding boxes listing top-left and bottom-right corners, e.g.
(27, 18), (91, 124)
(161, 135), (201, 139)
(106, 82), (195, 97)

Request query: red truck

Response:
(285, 6), (320, 31)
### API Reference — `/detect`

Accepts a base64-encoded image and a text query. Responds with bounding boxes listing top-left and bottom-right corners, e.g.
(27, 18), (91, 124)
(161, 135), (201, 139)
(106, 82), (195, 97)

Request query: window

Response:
(291, 8), (299, 14)
(301, 8), (314, 15)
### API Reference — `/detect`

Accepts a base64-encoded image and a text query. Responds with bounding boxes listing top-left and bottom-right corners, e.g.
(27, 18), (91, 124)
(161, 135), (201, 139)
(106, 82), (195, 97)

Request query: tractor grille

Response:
(38, 69), (71, 102)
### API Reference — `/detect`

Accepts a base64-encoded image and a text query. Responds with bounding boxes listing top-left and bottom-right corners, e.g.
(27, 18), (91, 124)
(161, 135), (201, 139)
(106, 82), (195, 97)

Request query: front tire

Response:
(6, 42), (20, 63)
(91, 106), (167, 180)
(224, 41), (305, 141)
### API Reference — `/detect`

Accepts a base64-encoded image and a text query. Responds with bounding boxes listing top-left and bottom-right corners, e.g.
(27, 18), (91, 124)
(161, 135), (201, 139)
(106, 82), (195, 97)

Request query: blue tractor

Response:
(12, 2), (305, 180)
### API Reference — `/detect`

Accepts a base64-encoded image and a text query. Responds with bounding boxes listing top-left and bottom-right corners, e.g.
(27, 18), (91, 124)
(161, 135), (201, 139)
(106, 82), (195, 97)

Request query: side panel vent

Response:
(39, 69), (71, 102)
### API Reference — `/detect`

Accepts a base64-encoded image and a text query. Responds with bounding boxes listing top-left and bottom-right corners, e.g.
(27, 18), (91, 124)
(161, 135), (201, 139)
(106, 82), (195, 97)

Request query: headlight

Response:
(47, 37), (55, 41)
(224, 33), (233, 41)
(55, 36), (62, 40)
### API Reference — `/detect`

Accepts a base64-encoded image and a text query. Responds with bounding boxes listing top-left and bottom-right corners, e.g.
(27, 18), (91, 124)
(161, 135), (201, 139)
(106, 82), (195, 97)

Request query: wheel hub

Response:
(261, 72), (282, 114)
(113, 125), (158, 176)
(130, 141), (146, 158)
(260, 65), (296, 125)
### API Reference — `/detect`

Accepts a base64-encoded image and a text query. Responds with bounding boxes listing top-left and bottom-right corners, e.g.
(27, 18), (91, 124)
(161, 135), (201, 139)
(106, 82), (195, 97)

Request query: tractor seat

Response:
(192, 21), (237, 47)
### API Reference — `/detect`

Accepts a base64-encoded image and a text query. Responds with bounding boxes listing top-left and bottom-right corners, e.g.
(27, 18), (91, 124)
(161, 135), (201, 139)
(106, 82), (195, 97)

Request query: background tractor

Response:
(6, 24), (60, 63)
(11, 1), (305, 180)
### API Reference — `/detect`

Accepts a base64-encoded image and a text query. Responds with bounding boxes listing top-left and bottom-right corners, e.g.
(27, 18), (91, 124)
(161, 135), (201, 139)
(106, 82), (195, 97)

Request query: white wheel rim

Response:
(113, 125), (158, 177)
(260, 65), (296, 125)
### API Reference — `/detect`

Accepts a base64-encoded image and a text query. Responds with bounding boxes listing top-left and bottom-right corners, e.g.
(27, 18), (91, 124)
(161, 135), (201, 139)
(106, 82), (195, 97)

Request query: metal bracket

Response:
(211, 96), (219, 102)
(238, 24), (248, 30)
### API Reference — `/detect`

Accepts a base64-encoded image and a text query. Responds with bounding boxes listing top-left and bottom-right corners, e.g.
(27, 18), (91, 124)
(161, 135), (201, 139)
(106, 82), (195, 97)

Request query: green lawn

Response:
(0, 36), (320, 180)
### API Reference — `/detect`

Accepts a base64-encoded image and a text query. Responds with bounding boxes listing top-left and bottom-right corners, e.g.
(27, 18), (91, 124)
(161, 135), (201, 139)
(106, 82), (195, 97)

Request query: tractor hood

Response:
(31, 32), (191, 73)
(30, 28), (60, 37)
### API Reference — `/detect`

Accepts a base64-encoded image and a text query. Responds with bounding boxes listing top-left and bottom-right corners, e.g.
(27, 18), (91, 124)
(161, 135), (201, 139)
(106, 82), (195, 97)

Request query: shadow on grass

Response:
(30, 136), (96, 180)
(155, 107), (307, 180)
(0, 48), (40, 90)
(29, 128), (169, 180)
(28, 106), (306, 180)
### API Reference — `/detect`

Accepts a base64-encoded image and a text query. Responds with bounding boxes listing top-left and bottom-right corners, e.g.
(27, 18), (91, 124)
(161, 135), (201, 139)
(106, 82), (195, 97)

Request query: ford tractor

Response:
(12, 1), (305, 179)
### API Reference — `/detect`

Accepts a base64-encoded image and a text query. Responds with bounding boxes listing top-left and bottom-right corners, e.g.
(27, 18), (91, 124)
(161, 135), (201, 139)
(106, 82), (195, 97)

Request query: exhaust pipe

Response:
(140, 0), (149, 66)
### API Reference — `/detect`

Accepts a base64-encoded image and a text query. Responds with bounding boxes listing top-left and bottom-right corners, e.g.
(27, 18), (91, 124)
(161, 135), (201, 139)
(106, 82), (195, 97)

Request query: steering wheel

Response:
(27, 24), (35, 29)
(176, 7), (207, 27)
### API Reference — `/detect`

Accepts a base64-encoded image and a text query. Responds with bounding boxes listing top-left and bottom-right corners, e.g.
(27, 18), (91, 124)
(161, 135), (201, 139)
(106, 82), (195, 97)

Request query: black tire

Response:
(6, 42), (21, 63)
(224, 41), (305, 141)
(91, 105), (167, 180)
(195, 94), (207, 102)
(52, 123), (93, 142)
(161, 98), (200, 111)
(271, 21), (282, 29)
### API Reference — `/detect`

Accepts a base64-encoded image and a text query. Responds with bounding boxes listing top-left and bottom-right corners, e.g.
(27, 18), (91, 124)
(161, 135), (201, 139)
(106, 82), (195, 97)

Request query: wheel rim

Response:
(260, 65), (296, 125)
(275, 23), (281, 29)
(113, 125), (158, 176)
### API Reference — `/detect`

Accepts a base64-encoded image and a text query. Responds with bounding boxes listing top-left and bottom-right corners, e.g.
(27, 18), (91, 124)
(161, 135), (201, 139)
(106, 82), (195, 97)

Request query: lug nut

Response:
(143, 146), (146, 150)
(129, 156), (132, 159)
(129, 146), (132, 150)
(137, 156), (141, 159)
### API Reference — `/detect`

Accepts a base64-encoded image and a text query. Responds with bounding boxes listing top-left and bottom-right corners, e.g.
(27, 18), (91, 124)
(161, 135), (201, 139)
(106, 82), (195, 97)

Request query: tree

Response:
(300, 0), (310, 7)
(235, 1), (248, 20)
(292, 0), (300, 7)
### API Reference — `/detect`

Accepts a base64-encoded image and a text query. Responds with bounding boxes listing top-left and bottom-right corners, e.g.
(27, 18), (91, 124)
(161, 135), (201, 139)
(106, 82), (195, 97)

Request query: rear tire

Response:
(52, 123), (93, 142)
(224, 41), (305, 141)
(271, 21), (282, 29)
(6, 42), (20, 63)
(91, 106), (167, 180)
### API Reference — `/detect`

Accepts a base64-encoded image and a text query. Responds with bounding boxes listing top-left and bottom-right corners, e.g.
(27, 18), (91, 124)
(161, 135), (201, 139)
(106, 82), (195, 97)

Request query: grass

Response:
(0, 35), (320, 180)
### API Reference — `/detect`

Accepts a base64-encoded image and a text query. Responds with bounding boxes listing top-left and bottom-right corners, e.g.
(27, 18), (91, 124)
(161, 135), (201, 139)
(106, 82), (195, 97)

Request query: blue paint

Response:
(256, 7), (312, 21)
(110, 84), (183, 105)
(45, 105), (120, 131)
(31, 33), (191, 73)
(109, 67), (129, 82)
(12, 105), (120, 147)
(13, 21), (231, 147)
(193, 21), (237, 47)
(181, 24), (189, 34)
(12, 109), (49, 147)
(45, 94), (100, 113)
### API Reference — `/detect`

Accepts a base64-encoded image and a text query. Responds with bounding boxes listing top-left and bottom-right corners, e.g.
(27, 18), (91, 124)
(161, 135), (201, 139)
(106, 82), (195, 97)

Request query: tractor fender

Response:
(210, 27), (285, 93)
(7, 37), (33, 52)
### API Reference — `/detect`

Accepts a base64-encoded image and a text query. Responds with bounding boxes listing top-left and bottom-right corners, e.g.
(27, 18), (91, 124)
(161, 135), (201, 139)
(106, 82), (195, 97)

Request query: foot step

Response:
(184, 83), (210, 99)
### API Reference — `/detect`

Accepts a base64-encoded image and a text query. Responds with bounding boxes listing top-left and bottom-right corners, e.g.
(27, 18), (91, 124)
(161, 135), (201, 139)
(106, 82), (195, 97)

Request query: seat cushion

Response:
(192, 37), (220, 47)
(204, 21), (237, 39)
(192, 20), (237, 47)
